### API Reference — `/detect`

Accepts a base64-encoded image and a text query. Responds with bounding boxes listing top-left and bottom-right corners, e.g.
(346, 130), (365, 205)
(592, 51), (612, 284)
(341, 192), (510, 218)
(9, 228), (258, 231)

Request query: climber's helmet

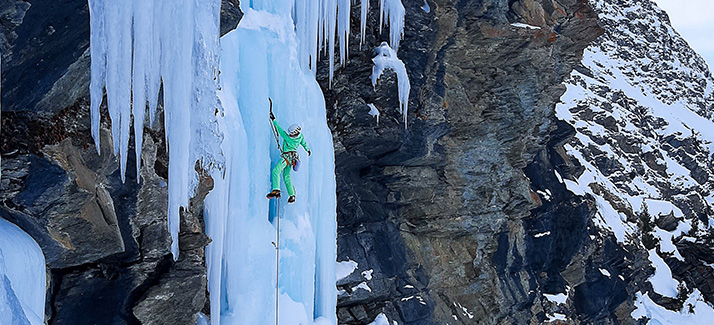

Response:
(288, 124), (301, 137)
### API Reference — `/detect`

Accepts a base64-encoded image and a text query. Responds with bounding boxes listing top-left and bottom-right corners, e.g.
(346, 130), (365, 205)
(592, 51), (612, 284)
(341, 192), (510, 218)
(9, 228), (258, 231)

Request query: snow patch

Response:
(534, 231), (551, 238)
(362, 269), (374, 281)
(336, 260), (359, 281)
(600, 268), (611, 277)
(544, 293), (568, 304)
(353, 282), (372, 292)
(545, 313), (567, 322)
(632, 290), (714, 324)
(369, 313), (391, 325)
(367, 103), (380, 125)
(511, 23), (541, 30)
(647, 249), (680, 298)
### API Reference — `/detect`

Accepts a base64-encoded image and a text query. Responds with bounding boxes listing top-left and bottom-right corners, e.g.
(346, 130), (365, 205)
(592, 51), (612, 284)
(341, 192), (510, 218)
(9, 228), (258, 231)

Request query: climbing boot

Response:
(288, 195), (296, 204)
(266, 189), (281, 199)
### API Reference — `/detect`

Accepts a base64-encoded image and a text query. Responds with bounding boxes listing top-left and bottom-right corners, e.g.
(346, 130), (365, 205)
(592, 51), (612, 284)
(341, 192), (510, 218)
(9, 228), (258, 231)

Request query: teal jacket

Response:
(274, 120), (310, 153)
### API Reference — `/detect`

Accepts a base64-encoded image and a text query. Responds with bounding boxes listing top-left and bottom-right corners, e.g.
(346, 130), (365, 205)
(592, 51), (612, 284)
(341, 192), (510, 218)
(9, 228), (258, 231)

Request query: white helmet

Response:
(288, 124), (301, 137)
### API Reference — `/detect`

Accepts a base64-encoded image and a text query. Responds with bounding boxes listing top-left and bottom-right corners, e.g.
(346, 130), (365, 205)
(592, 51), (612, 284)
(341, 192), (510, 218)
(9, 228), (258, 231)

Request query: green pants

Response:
(271, 151), (297, 196)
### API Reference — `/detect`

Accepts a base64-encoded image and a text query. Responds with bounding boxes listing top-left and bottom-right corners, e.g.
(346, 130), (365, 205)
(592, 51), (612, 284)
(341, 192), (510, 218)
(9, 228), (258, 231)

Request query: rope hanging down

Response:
(269, 97), (280, 325)
(274, 198), (280, 325)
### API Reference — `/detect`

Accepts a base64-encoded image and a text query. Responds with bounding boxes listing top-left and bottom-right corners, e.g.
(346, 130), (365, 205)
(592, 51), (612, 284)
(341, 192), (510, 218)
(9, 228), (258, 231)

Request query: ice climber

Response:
(266, 106), (311, 203)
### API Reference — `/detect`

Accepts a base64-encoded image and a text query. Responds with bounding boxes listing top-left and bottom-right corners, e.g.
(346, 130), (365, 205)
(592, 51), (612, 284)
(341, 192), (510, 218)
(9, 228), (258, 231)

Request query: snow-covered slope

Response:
(0, 217), (46, 325)
(557, 0), (714, 321)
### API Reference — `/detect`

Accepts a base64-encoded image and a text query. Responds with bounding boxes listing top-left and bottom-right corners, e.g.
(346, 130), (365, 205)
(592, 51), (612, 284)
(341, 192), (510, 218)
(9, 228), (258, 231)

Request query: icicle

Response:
(104, 0), (133, 182)
(88, 0), (107, 154)
(131, 0), (151, 182)
(88, 0), (222, 259)
(360, 0), (369, 48)
(337, 0), (350, 66)
(379, 0), (405, 52)
(371, 42), (410, 128)
(325, 0), (337, 85)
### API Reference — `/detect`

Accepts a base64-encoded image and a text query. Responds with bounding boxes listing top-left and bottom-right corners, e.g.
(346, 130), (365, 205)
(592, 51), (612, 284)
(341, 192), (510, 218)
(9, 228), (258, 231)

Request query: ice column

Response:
(203, 2), (338, 324)
(87, 0), (223, 258)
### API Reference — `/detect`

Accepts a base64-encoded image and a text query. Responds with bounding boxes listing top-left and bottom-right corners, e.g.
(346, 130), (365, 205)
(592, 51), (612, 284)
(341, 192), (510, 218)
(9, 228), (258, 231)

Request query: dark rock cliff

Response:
(320, 0), (603, 323)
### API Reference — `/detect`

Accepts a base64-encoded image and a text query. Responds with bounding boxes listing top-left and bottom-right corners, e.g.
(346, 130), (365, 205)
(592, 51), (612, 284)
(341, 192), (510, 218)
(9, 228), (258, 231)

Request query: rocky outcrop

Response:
(322, 0), (602, 323)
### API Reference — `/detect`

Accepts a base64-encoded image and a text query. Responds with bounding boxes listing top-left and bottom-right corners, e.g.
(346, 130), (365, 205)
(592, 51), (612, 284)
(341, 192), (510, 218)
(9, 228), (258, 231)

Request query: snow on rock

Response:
(371, 42), (411, 128)
(336, 260), (358, 281)
(534, 231), (551, 238)
(369, 313), (390, 325)
(352, 282), (372, 292)
(545, 313), (567, 322)
(510, 22), (541, 30)
(556, 0), (714, 319)
(367, 103), (380, 124)
(421, 0), (430, 13)
(544, 293), (568, 305)
(362, 269), (374, 280)
(0, 218), (46, 325)
(647, 249), (680, 298)
(632, 290), (714, 324)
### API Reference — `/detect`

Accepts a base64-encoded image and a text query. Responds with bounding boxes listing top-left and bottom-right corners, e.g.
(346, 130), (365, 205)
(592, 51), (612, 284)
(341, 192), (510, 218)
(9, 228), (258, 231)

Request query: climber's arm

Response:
(300, 137), (311, 156)
(273, 120), (289, 140)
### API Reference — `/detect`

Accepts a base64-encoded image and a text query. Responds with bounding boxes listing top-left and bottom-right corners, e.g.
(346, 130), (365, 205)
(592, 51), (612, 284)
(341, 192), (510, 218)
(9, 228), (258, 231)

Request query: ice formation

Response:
(379, 0), (405, 52)
(0, 218), (46, 325)
(360, 0), (370, 48)
(88, 0), (408, 322)
(88, 0), (223, 258)
(202, 1), (340, 321)
(371, 42), (411, 127)
(367, 103), (381, 124)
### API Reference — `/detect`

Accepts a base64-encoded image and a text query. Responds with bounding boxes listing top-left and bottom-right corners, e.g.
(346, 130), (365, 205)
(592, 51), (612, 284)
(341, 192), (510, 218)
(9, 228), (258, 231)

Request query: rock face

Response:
(326, 0), (714, 323)
(321, 0), (604, 323)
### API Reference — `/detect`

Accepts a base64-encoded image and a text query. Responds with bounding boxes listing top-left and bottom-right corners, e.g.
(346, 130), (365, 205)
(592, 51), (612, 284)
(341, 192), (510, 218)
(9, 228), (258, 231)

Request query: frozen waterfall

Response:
(87, 0), (407, 323)
(203, 4), (339, 323)
(0, 218), (46, 325)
